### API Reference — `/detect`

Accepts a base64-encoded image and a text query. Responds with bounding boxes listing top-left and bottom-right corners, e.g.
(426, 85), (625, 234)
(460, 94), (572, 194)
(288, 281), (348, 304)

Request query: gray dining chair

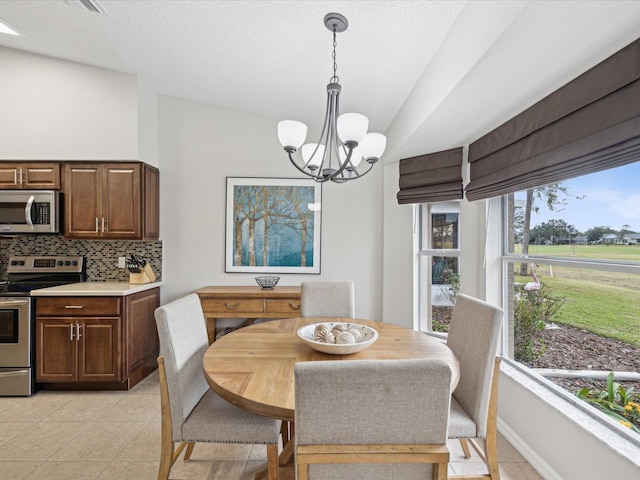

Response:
(446, 293), (504, 480)
(155, 294), (282, 480)
(295, 358), (452, 480)
(300, 281), (355, 317)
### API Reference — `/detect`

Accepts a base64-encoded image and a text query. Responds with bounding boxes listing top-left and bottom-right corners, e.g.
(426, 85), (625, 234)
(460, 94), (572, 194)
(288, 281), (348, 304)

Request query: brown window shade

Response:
(465, 37), (640, 201)
(397, 147), (463, 204)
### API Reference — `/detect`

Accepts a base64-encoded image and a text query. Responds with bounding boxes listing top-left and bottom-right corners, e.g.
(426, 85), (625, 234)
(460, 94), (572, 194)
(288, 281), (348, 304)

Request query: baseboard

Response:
(497, 417), (563, 480)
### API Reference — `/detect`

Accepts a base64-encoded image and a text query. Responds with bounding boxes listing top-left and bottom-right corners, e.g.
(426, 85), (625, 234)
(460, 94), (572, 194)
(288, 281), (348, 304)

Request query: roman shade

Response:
(397, 147), (463, 204)
(465, 36), (640, 201)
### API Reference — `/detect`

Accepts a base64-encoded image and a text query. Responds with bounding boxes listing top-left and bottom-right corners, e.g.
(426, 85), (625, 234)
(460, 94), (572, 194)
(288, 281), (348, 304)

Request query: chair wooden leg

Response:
(484, 435), (500, 480)
(459, 438), (472, 458)
(158, 438), (173, 480)
(484, 358), (501, 480)
(158, 357), (174, 480)
(435, 461), (448, 480)
(297, 461), (309, 480)
(266, 444), (280, 480)
(183, 441), (196, 461)
(280, 421), (290, 448)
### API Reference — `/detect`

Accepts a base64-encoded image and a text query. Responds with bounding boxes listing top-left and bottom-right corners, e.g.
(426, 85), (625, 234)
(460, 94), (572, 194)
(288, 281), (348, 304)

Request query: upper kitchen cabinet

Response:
(64, 162), (159, 240)
(0, 162), (61, 189)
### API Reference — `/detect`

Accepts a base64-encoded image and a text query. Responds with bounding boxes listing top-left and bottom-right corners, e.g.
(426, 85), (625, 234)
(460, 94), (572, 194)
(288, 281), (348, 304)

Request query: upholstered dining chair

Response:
(155, 294), (282, 480)
(295, 358), (452, 480)
(300, 281), (355, 317)
(446, 293), (504, 480)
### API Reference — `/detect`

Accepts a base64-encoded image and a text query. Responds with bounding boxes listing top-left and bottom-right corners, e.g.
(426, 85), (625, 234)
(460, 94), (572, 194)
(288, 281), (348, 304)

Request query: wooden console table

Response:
(195, 286), (301, 344)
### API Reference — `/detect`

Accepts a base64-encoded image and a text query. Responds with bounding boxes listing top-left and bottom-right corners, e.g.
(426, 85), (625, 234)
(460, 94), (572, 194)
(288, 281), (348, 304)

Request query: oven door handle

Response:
(25, 195), (36, 231)
(0, 299), (30, 306)
(0, 370), (29, 378)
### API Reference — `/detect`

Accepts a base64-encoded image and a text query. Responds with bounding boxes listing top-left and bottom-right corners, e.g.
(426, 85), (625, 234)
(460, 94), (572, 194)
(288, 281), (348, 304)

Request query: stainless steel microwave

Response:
(0, 190), (61, 234)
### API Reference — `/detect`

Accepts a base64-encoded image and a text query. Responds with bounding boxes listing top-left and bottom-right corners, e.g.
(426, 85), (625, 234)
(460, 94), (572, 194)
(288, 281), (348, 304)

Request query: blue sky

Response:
(516, 162), (640, 233)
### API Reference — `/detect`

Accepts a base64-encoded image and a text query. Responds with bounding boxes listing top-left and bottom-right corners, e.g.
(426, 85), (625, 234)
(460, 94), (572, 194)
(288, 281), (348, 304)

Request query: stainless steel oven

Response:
(0, 255), (85, 396)
(0, 298), (33, 396)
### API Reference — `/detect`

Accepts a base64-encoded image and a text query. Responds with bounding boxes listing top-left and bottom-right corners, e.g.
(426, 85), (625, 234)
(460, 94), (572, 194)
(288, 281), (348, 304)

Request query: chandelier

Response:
(277, 13), (386, 183)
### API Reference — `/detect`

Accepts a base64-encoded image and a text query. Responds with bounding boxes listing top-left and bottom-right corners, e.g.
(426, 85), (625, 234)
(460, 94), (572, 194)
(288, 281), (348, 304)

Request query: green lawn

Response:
(515, 243), (640, 262)
(513, 244), (640, 347)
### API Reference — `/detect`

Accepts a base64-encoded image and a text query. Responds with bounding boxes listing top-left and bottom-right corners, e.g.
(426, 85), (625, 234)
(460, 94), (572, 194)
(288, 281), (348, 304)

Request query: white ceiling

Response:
(1, 1), (640, 161)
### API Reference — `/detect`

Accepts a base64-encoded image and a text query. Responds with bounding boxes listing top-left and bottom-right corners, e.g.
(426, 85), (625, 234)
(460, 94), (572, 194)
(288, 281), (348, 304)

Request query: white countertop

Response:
(30, 281), (163, 297)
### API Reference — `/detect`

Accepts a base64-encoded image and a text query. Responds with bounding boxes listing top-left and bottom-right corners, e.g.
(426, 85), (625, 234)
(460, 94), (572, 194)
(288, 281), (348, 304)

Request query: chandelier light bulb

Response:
(278, 120), (307, 150)
(359, 133), (387, 161)
(301, 143), (325, 168)
(337, 113), (369, 144)
(339, 146), (363, 168)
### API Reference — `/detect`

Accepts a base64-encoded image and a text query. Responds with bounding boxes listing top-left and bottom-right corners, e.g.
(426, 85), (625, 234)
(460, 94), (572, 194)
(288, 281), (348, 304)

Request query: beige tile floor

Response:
(0, 371), (544, 479)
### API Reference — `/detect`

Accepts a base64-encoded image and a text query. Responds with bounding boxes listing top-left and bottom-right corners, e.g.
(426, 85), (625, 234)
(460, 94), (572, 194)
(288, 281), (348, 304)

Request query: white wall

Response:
(157, 95), (383, 320)
(137, 77), (159, 167)
(0, 47), (138, 160)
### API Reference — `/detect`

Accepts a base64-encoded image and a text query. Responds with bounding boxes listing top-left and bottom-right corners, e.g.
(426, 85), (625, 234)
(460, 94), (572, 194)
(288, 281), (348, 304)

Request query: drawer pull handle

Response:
(224, 302), (240, 310)
(289, 303), (300, 310)
(65, 305), (83, 309)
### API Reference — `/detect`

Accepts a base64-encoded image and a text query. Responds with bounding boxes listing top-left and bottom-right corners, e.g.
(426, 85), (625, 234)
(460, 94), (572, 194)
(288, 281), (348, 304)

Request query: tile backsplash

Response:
(0, 235), (162, 282)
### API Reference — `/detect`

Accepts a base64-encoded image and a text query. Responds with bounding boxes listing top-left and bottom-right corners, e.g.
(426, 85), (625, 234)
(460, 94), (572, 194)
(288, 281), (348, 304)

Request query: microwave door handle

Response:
(25, 195), (36, 230)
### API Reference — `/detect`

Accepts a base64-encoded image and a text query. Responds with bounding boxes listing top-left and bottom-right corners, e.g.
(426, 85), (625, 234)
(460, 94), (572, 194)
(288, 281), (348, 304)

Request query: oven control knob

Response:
(10, 260), (18, 265)
(57, 261), (63, 266)
(18, 261), (25, 265)
(64, 261), (71, 266)
(71, 261), (78, 266)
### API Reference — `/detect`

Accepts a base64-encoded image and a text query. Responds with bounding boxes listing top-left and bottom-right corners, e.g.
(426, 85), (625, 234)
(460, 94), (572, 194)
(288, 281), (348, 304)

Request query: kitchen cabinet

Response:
(196, 286), (301, 344)
(35, 288), (160, 389)
(0, 162), (60, 189)
(63, 162), (159, 239)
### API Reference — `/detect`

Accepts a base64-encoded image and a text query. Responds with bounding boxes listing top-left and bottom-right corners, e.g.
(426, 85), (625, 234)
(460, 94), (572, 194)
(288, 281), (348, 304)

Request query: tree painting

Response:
(226, 178), (321, 273)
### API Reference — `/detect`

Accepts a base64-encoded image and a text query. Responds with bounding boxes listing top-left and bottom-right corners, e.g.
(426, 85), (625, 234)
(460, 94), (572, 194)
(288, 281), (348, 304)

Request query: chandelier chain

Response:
(331, 27), (339, 83)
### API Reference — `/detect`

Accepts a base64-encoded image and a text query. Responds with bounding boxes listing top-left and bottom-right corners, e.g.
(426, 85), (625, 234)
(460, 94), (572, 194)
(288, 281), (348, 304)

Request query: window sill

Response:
(500, 359), (640, 468)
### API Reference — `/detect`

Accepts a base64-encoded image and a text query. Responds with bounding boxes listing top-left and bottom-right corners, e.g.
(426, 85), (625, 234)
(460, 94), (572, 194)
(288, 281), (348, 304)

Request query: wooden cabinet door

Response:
(125, 288), (159, 373)
(102, 163), (141, 238)
(22, 163), (60, 189)
(142, 164), (160, 240)
(0, 162), (60, 189)
(36, 318), (77, 382)
(64, 164), (102, 238)
(78, 317), (122, 381)
(0, 163), (21, 188)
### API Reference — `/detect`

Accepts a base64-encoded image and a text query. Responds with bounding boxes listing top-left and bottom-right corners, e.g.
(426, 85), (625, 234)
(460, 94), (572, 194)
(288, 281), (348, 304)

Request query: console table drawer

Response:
(201, 298), (265, 314)
(266, 298), (301, 314)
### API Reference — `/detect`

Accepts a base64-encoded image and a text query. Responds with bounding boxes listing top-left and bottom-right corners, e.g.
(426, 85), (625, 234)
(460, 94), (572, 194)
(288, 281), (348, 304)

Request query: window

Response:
(418, 202), (460, 334)
(502, 162), (640, 401)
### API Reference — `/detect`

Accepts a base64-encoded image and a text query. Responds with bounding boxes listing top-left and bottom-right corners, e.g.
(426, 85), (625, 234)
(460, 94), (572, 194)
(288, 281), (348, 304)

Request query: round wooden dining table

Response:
(202, 317), (460, 423)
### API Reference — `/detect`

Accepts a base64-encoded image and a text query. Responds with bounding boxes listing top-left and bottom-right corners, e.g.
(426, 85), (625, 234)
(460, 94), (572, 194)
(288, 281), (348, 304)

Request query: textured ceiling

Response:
(1, 1), (640, 161)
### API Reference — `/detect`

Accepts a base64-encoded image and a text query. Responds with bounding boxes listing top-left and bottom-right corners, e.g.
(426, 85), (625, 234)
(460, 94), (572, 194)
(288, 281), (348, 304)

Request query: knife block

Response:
(129, 263), (157, 284)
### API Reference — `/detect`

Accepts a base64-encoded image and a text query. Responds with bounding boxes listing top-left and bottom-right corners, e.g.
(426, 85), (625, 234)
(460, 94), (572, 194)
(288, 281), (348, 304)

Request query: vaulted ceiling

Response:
(1, 1), (639, 161)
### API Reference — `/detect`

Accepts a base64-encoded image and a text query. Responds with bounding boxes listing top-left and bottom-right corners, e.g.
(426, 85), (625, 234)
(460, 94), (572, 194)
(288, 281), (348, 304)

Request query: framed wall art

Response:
(225, 177), (322, 273)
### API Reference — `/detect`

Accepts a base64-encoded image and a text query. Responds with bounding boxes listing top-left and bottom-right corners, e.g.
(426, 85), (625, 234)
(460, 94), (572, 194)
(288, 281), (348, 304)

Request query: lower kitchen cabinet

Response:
(37, 317), (121, 382)
(35, 288), (159, 390)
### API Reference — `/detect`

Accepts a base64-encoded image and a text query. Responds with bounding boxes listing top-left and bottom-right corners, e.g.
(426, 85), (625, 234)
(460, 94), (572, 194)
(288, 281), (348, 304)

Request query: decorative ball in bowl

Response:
(297, 322), (379, 355)
(255, 276), (280, 289)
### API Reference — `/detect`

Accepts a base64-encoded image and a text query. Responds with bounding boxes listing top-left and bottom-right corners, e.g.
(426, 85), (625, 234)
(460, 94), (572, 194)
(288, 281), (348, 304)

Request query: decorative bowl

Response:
(255, 276), (280, 289)
(297, 322), (379, 355)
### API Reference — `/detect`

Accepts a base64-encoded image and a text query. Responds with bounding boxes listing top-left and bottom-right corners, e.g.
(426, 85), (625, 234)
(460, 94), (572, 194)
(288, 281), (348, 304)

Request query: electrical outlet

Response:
(118, 257), (126, 268)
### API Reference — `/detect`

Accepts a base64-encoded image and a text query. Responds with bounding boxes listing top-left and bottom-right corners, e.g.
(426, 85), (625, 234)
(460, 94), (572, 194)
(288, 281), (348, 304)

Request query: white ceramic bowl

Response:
(297, 322), (379, 355)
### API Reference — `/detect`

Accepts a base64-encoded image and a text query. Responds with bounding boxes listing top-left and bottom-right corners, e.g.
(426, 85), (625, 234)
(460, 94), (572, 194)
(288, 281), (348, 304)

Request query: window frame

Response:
(417, 202), (461, 334)
(500, 193), (640, 448)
